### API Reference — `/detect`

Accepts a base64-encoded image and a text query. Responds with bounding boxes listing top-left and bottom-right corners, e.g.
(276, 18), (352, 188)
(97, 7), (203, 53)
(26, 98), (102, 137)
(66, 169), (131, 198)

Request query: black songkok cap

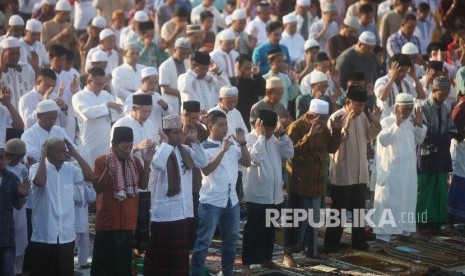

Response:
(133, 94), (152, 105)
(138, 20), (155, 32)
(346, 86), (367, 103)
(267, 47), (283, 59)
(258, 109), (278, 127)
(193, 51), (211, 66)
(111, 127), (134, 144)
(183, 101), (201, 112)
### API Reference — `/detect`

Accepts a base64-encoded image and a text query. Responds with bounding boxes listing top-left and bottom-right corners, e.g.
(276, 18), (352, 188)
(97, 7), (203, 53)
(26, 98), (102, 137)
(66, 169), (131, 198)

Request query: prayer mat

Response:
(384, 240), (465, 269)
(427, 235), (465, 252)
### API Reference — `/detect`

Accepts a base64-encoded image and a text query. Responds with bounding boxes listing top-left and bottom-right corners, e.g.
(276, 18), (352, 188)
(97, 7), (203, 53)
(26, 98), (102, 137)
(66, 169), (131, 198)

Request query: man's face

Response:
(5, 152), (25, 167)
(432, 89), (450, 104)
(204, 0), (214, 7)
(47, 141), (68, 167)
(312, 81), (329, 96)
(113, 142), (133, 160)
(141, 75), (158, 92)
(347, 99), (366, 116)
(257, 9), (271, 22)
(418, 9), (429, 21)
(186, 111), (200, 124)
(401, 20), (417, 36)
(396, 1), (411, 13)
(220, 96), (238, 111)
(394, 65), (409, 80)
(125, 48), (140, 64)
(50, 55), (66, 72)
(395, 104), (414, 120)
(4, 47), (21, 65)
(232, 19), (246, 32)
(209, 117), (228, 140)
(315, 60), (330, 74)
(285, 23), (297, 35)
(193, 63), (209, 79)
(357, 42), (375, 56)
(56, 11), (71, 23)
(345, 26), (358, 37)
(431, 49), (447, 61)
(174, 16), (188, 27)
(8, 25), (24, 38)
(101, 36), (116, 51)
(221, 39), (235, 53)
(174, 47), (191, 61)
(37, 111), (58, 131)
(90, 26), (102, 38)
(87, 75), (107, 93)
(238, 60), (252, 77)
(268, 28), (283, 45)
(166, 128), (183, 146)
(359, 12), (373, 25)
(25, 30), (41, 43)
(267, 87), (284, 104)
(269, 55), (285, 71)
(309, 113), (328, 128)
(36, 76), (56, 94)
(202, 17), (214, 31)
(188, 32), (204, 48)
(132, 105), (152, 123)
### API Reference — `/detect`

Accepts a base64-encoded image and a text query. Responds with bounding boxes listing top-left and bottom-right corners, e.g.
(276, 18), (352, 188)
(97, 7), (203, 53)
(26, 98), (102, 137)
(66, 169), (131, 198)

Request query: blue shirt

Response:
(252, 42), (291, 75)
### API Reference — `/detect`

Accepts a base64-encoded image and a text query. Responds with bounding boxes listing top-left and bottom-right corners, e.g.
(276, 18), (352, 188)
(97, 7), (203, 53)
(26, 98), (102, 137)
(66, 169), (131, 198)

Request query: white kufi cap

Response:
(343, 16), (360, 30)
(25, 19), (42, 32)
(141, 67), (158, 79)
(134, 11), (149, 22)
(310, 71), (328, 84)
(174, 37), (191, 49)
(99, 28), (114, 40)
(283, 14), (298, 25)
(296, 0), (311, 6)
(304, 38), (319, 50)
(308, 99), (329, 115)
(92, 16), (107, 29)
(395, 93), (414, 105)
(220, 29), (236, 41)
(1, 37), (20, 49)
(37, 99), (59, 113)
(232, 9), (247, 21)
(219, 86), (239, 98)
(358, 31), (376, 46)
(401, 42), (419, 55)
(9, 15), (24, 26)
(91, 50), (108, 63)
(55, 0), (72, 11)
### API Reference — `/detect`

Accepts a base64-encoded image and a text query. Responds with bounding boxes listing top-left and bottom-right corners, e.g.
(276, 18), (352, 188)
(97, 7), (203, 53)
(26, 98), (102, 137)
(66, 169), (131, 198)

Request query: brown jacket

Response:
(286, 116), (342, 197)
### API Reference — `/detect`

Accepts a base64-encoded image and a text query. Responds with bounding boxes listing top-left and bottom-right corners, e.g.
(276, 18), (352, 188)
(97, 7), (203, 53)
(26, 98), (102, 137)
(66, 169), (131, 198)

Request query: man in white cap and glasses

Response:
(85, 28), (119, 76)
(79, 15), (107, 72)
(124, 67), (173, 131)
(19, 18), (49, 70)
(386, 13), (422, 57)
(308, 2), (339, 53)
(0, 37), (36, 109)
(119, 10), (149, 49)
(327, 16), (360, 66)
(210, 29), (240, 78)
(0, 15), (25, 43)
(336, 31), (377, 91)
(373, 93), (426, 246)
(283, 99), (343, 265)
(41, 0), (79, 59)
(295, 38), (320, 80)
(280, 13), (305, 65)
(160, 7), (189, 55)
(79, 50), (109, 88)
(72, 67), (122, 166)
(112, 42), (145, 105)
(159, 37), (191, 114)
(287, 0), (319, 39)
(0, 84), (24, 146)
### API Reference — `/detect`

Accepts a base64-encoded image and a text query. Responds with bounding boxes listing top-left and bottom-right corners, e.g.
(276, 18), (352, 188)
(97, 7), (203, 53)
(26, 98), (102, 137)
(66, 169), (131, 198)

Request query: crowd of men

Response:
(1, 0), (465, 275)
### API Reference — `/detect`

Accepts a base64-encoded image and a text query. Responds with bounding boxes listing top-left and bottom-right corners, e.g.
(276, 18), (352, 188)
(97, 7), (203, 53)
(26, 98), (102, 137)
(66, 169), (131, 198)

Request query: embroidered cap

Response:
(395, 93), (414, 106)
(432, 76), (451, 91)
(163, 114), (183, 129)
(219, 86), (239, 98)
(266, 77), (283, 89)
(174, 37), (191, 49)
(308, 99), (329, 115)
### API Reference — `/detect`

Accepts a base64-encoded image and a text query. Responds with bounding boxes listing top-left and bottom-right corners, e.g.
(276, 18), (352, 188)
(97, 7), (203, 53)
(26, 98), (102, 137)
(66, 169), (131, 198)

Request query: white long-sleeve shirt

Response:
(150, 142), (207, 222)
(243, 131), (294, 205)
(111, 63), (145, 105)
(19, 39), (50, 67)
(280, 31), (305, 63)
(245, 16), (269, 47)
(210, 48), (239, 78)
(0, 63), (36, 109)
(0, 105), (12, 146)
(74, 181), (96, 233)
(159, 57), (189, 114)
(308, 20), (339, 52)
(208, 104), (248, 138)
(85, 47), (119, 75)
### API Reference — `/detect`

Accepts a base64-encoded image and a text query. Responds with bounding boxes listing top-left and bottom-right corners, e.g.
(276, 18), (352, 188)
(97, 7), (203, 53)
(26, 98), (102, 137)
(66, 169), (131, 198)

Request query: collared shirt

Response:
(252, 42), (291, 75)
(262, 72), (300, 109)
(374, 75), (417, 119)
(0, 63), (36, 109)
(150, 142), (207, 222)
(245, 17), (269, 46)
(159, 57), (189, 114)
(387, 30), (423, 57)
(111, 63), (146, 104)
(280, 31), (305, 63)
(137, 38), (169, 68)
(308, 19), (339, 52)
(210, 48), (240, 78)
(200, 138), (242, 208)
(208, 105), (249, 138)
(243, 131), (294, 204)
(29, 160), (84, 244)
(0, 169), (20, 247)
(21, 123), (73, 163)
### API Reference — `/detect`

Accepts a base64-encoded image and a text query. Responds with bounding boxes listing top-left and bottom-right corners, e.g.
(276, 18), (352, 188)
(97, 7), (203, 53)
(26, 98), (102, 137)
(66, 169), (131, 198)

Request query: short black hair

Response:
(65, 49), (75, 62)
(207, 110), (227, 126)
(390, 53), (412, 67)
(266, 21), (283, 33)
(401, 13), (417, 25)
(88, 67), (106, 78)
(200, 10), (214, 22)
(174, 7), (189, 18)
(236, 54), (252, 66)
(37, 68), (57, 81)
(347, 72), (365, 82)
(315, 52), (329, 63)
(49, 44), (67, 58)
(426, 42), (447, 56)
(418, 2), (430, 12)
(359, 3), (373, 15)
(374, 45), (384, 54)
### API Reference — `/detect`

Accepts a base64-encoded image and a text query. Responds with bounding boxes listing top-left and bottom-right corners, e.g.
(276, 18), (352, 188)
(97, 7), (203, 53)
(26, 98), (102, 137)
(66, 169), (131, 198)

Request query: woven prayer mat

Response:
(384, 240), (465, 269)
(426, 235), (465, 252)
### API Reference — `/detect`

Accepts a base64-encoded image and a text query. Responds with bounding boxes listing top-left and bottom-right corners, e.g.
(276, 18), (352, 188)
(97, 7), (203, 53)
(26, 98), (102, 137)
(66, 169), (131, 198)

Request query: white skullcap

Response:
(225, 15), (233, 26)
(304, 38), (320, 50)
(219, 86), (239, 98)
(296, 0), (311, 6)
(99, 28), (115, 40)
(1, 37), (20, 49)
(55, 0), (72, 11)
(322, 3), (337, 12)
(343, 16), (360, 30)
(310, 71), (328, 84)
(358, 31), (376, 46)
(308, 99), (329, 115)
(41, 0), (56, 5)
(141, 67), (158, 79)
(134, 10), (149, 22)
(266, 77), (283, 89)
(220, 29), (236, 41)
(232, 9), (247, 21)
(25, 19), (42, 32)
(9, 15), (24, 26)
(162, 114), (182, 129)
(395, 93), (414, 105)
(174, 37), (191, 49)
(401, 42), (419, 55)
(37, 99), (59, 113)
(123, 41), (140, 51)
(283, 14), (298, 25)
(91, 50), (108, 63)
(92, 16), (107, 29)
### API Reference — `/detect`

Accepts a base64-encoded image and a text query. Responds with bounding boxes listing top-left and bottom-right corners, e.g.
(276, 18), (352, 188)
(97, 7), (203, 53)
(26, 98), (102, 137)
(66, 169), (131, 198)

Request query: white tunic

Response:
(74, 181), (96, 233)
(208, 104), (249, 137)
(0, 105), (12, 146)
(245, 17), (269, 47)
(0, 63), (36, 109)
(111, 63), (145, 104)
(19, 39), (50, 67)
(373, 115), (427, 236)
(29, 160), (84, 244)
(287, 11), (319, 39)
(159, 57), (189, 114)
(52, 70), (79, 141)
(150, 142), (207, 222)
(72, 88), (117, 166)
(280, 31), (305, 63)
(85, 47), (119, 75)
(18, 89), (68, 129)
(112, 115), (158, 162)
(210, 48), (239, 78)
(123, 90), (174, 132)
(374, 75), (418, 119)
(178, 70), (230, 111)
(243, 131), (294, 205)
(74, 0), (97, 31)
(308, 20), (339, 52)
(190, 4), (225, 34)
(119, 26), (138, 49)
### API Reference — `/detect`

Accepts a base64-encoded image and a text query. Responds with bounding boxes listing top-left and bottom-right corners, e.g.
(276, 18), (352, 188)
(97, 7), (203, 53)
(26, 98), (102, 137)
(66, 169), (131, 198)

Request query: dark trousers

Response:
(242, 202), (279, 265)
(91, 230), (133, 276)
(324, 184), (367, 249)
(134, 191), (151, 251)
(190, 192), (200, 249)
(28, 241), (75, 276)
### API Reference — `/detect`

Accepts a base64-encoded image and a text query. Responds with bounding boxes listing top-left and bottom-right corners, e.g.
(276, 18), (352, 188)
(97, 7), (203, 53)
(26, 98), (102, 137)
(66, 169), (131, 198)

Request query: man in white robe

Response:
(85, 28), (119, 75)
(124, 67), (173, 133)
(178, 51), (229, 111)
(19, 19), (50, 69)
(210, 29), (239, 79)
(280, 14), (305, 65)
(111, 42), (145, 105)
(244, 2), (271, 47)
(373, 93), (427, 243)
(0, 85), (24, 145)
(159, 37), (190, 114)
(72, 67), (122, 167)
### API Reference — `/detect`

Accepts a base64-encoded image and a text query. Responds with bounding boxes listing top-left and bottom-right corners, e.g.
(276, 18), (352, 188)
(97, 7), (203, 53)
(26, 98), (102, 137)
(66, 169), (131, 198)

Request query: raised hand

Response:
(199, 110), (208, 125)
(157, 99), (168, 110)
(39, 140), (48, 161)
(28, 51), (39, 70)
(412, 106), (423, 127)
(17, 178), (31, 197)
(330, 113), (345, 130)
(343, 110), (356, 131)
(183, 123), (198, 143)
(233, 128), (246, 144)
(395, 108), (405, 126)
(389, 62), (402, 80)
(158, 128), (169, 144)
(255, 118), (265, 136)
(71, 77), (80, 94)
(221, 135), (233, 153)
(64, 139), (78, 158)
(0, 85), (11, 104)
(135, 138), (153, 152)
(141, 143), (156, 163)
(274, 117), (285, 135)
(369, 106), (381, 123)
